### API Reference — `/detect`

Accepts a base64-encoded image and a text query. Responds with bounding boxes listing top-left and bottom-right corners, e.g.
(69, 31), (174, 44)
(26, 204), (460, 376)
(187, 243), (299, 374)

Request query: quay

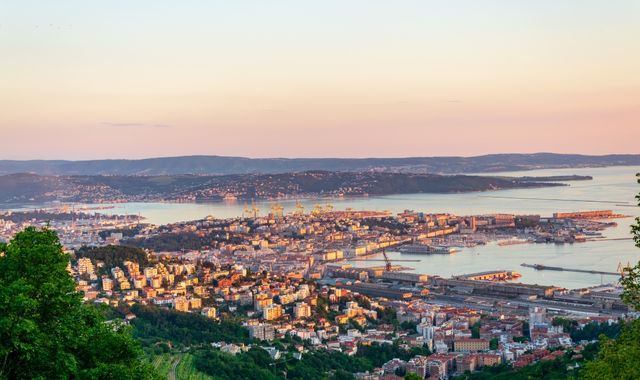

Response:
(521, 263), (619, 276)
(350, 258), (421, 262)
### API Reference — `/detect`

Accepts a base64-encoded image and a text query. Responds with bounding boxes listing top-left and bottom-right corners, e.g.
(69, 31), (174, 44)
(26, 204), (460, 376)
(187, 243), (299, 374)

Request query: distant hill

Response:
(0, 171), (569, 204)
(0, 153), (638, 176)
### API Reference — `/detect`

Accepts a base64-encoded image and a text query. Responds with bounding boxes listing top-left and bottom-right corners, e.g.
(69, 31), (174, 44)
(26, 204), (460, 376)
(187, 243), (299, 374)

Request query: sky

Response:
(1, 0), (639, 160)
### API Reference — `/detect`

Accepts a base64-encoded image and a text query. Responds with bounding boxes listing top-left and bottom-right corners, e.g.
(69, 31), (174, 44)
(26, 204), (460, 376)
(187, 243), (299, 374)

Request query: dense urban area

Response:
(0, 203), (635, 379)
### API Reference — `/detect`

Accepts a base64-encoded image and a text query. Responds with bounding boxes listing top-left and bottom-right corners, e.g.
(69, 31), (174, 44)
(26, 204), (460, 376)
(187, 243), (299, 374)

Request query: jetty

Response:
(521, 263), (619, 276)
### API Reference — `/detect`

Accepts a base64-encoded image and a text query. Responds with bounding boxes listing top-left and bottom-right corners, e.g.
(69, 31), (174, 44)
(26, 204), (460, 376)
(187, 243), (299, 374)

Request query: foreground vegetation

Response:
(0, 227), (159, 379)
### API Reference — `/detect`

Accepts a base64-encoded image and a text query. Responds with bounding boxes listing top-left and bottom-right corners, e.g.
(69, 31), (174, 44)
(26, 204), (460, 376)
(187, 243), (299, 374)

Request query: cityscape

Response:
(1, 181), (638, 379)
(1, 1), (639, 380)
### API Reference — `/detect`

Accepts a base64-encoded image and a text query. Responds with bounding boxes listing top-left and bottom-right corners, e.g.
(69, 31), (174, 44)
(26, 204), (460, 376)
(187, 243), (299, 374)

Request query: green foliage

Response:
(0, 227), (159, 379)
(332, 369), (356, 380)
(286, 349), (371, 380)
(192, 346), (375, 380)
(127, 231), (243, 252)
(193, 348), (279, 380)
(354, 342), (430, 368)
(582, 320), (640, 380)
(98, 226), (144, 240)
(581, 178), (640, 379)
(471, 322), (481, 339)
(552, 316), (623, 342)
(404, 373), (422, 380)
(452, 357), (574, 380)
(399, 320), (419, 332)
(75, 244), (149, 270)
(633, 173), (640, 250)
(623, 173), (640, 309)
(130, 304), (250, 347)
(621, 262), (640, 310)
(376, 306), (399, 326)
(574, 321), (621, 342)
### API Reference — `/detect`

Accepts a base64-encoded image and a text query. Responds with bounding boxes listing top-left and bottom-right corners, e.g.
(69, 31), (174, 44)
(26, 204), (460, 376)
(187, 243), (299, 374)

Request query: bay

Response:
(4, 166), (639, 289)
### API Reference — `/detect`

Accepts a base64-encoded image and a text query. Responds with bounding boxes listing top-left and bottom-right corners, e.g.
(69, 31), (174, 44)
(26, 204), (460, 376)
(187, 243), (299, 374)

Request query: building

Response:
(454, 338), (490, 352)
(173, 296), (189, 312)
(101, 276), (113, 292)
(294, 302), (312, 319)
(77, 257), (95, 276)
(263, 304), (283, 321)
(529, 307), (548, 335)
(149, 275), (163, 289)
(201, 307), (217, 319)
(248, 323), (276, 341)
(189, 297), (202, 309)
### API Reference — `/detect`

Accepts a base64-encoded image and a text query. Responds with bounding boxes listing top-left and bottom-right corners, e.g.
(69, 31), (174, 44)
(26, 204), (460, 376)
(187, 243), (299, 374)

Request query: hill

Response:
(0, 153), (638, 176)
(0, 171), (569, 204)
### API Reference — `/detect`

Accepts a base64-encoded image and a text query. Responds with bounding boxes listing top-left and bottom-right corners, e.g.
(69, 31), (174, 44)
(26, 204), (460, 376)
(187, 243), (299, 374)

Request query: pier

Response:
(521, 263), (619, 276)
(350, 258), (421, 262)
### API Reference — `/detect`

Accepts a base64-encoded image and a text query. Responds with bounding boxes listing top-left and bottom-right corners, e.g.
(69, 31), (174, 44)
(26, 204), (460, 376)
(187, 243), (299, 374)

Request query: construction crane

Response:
(270, 203), (284, 219)
(382, 248), (392, 272)
(324, 202), (334, 213)
(618, 261), (631, 277)
(311, 203), (323, 216)
(250, 202), (260, 218)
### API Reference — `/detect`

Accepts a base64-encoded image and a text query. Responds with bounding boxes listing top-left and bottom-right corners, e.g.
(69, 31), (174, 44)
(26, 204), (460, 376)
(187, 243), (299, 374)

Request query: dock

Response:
(521, 263), (619, 276)
(350, 259), (421, 262)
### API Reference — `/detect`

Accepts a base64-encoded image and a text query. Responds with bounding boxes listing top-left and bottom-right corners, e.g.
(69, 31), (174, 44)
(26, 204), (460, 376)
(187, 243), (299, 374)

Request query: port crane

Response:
(294, 202), (305, 216)
(243, 201), (260, 218)
(382, 248), (392, 272)
(250, 202), (260, 218)
(324, 203), (334, 213)
(618, 261), (631, 278)
(270, 203), (284, 219)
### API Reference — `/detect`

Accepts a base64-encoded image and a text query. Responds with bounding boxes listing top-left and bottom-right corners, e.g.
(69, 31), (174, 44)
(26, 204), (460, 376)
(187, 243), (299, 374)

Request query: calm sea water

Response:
(5, 166), (639, 289)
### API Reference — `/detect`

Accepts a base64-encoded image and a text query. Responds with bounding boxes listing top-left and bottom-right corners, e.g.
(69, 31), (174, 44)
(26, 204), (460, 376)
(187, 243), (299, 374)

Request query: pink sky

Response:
(1, 1), (638, 159)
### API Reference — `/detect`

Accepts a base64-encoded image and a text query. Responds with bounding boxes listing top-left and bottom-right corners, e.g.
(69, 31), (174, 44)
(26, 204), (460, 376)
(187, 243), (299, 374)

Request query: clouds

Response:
(99, 122), (171, 129)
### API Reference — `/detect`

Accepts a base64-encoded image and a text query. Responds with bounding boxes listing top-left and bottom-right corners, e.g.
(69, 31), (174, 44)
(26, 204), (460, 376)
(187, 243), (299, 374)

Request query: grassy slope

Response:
(149, 353), (213, 380)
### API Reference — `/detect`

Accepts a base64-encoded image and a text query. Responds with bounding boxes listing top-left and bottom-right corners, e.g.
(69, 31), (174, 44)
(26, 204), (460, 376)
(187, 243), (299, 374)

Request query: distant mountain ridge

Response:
(0, 153), (638, 176)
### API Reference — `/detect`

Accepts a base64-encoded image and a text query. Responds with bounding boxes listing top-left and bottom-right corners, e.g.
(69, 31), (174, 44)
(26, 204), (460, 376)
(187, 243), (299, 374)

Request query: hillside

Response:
(0, 153), (638, 176)
(0, 171), (570, 204)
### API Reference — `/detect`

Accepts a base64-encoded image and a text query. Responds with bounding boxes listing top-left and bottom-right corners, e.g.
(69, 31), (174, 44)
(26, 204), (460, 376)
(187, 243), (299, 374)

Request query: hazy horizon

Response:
(2, 1), (639, 159)
(1, 151), (640, 162)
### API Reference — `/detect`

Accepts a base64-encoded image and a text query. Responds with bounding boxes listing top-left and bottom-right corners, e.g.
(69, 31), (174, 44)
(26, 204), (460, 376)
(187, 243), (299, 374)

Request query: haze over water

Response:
(11, 165), (638, 289)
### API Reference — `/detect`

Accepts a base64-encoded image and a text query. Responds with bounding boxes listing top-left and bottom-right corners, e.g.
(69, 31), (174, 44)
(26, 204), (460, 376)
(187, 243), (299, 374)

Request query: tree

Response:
(582, 175), (640, 380)
(0, 227), (159, 379)
(622, 174), (640, 309)
(404, 373), (422, 380)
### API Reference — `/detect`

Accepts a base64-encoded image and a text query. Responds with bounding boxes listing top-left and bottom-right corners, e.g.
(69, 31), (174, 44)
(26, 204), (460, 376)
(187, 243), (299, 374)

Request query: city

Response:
(2, 202), (635, 379)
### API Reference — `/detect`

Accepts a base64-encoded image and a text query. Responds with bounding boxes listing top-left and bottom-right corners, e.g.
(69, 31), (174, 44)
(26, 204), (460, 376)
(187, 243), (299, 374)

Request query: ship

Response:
(497, 237), (531, 246)
(399, 244), (459, 254)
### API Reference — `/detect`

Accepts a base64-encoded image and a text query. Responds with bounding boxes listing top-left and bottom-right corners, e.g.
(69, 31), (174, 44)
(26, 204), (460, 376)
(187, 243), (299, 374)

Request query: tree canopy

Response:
(0, 227), (159, 379)
(581, 174), (640, 380)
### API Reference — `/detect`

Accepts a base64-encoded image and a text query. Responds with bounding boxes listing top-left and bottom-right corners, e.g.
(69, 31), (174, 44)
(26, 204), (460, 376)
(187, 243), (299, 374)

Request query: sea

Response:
(4, 166), (639, 289)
